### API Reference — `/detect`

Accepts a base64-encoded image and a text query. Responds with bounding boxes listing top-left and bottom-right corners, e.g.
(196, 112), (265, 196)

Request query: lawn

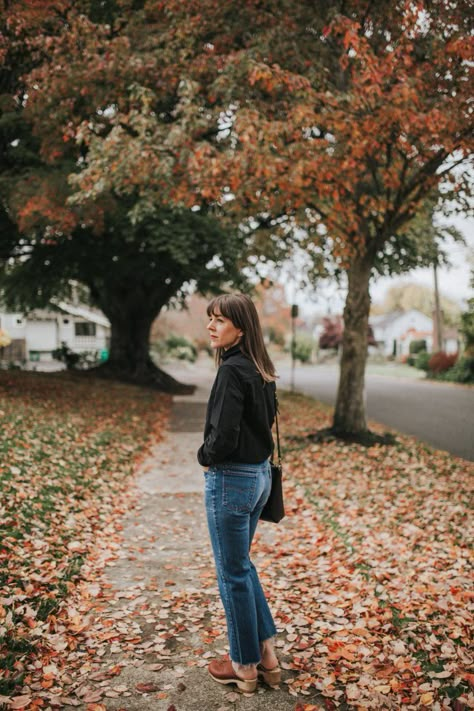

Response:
(365, 362), (426, 379)
(0, 372), (170, 702)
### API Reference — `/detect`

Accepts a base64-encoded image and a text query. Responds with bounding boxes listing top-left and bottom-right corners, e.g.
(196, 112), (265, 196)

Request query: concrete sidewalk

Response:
(77, 364), (309, 710)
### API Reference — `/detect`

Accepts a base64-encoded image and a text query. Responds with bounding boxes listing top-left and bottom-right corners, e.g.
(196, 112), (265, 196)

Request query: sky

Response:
(292, 215), (474, 316)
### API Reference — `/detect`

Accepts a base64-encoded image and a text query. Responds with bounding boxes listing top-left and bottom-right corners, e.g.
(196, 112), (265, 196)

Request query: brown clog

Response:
(208, 659), (257, 693)
(257, 662), (281, 685)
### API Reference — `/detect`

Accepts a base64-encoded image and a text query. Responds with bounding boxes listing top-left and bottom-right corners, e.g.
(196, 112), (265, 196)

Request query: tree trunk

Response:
(332, 253), (373, 434)
(89, 288), (195, 394)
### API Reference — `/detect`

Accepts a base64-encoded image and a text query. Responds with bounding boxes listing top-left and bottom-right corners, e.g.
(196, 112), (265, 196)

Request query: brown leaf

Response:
(136, 682), (160, 693)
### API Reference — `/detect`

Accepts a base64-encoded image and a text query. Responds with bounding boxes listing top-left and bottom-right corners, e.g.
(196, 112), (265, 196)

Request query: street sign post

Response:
(291, 304), (298, 392)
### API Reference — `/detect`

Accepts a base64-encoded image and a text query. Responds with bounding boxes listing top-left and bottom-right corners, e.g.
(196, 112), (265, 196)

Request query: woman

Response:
(197, 293), (281, 693)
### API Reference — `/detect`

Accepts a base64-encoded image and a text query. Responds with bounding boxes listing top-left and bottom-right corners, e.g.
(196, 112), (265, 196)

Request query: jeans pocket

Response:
(222, 471), (258, 513)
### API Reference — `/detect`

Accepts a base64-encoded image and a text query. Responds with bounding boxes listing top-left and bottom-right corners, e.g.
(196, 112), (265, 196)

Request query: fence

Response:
(0, 339), (27, 364)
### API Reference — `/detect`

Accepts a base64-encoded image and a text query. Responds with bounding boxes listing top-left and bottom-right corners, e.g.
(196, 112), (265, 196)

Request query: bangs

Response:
(206, 294), (232, 319)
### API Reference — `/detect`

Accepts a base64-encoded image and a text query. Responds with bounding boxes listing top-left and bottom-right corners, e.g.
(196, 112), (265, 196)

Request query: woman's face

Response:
(207, 309), (243, 351)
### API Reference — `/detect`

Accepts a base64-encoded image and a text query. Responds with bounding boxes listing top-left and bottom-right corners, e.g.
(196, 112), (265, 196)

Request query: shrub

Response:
(414, 351), (431, 371)
(460, 297), (474, 356)
(319, 317), (343, 349)
(292, 336), (313, 363)
(266, 326), (285, 347)
(406, 354), (417, 366)
(154, 334), (198, 362)
(52, 342), (81, 370)
(409, 339), (427, 354)
(79, 350), (102, 368)
(440, 356), (474, 383)
(52, 343), (101, 370)
(428, 351), (458, 374)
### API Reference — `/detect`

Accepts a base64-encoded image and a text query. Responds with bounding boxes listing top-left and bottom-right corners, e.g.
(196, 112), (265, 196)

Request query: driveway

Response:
(278, 364), (474, 462)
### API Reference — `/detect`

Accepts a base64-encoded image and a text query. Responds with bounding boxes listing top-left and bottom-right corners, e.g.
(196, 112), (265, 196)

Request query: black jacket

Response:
(197, 345), (276, 467)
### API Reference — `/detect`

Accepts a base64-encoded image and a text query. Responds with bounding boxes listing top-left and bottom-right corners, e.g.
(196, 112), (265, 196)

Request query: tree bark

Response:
(88, 285), (195, 394)
(332, 252), (373, 434)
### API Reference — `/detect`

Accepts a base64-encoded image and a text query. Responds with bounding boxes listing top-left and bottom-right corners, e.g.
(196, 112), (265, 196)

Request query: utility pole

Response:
(290, 303), (298, 392)
(433, 261), (443, 352)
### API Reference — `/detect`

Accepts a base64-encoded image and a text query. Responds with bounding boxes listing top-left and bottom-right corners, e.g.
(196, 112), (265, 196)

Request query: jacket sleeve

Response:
(197, 365), (244, 466)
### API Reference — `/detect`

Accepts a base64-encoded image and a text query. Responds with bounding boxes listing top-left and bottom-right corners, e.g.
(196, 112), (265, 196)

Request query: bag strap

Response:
(274, 389), (281, 467)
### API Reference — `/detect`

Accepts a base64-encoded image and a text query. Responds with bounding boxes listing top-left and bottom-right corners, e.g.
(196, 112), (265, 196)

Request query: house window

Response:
(16, 318), (23, 325)
(63, 318), (70, 324)
(75, 322), (96, 337)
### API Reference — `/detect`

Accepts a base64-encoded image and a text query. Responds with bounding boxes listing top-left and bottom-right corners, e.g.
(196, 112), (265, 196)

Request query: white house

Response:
(370, 309), (434, 357)
(0, 301), (110, 368)
(370, 308), (459, 357)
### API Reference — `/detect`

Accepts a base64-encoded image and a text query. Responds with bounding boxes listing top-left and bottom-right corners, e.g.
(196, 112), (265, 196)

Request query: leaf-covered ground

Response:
(0, 372), (170, 706)
(1, 380), (472, 711)
(270, 392), (473, 709)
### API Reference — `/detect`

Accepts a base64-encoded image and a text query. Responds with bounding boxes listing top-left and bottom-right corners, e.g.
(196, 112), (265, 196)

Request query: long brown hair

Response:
(206, 293), (277, 382)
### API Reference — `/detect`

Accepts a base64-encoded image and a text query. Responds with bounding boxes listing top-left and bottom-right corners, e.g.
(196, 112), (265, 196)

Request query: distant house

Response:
(0, 301), (110, 368)
(370, 309), (459, 357)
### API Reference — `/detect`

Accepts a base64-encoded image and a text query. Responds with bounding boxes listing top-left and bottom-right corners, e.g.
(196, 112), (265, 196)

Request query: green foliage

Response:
(373, 204), (466, 278)
(435, 356), (474, 383)
(153, 334), (198, 363)
(52, 343), (80, 370)
(0, 205), (247, 317)
(266, 325), (285, 347)
(414, 351), (431, 371)
(52, 342), (101, 370)
(292, 335), (314, 364)
(409, 339), (427, 355)
(459, 297), (474, 355)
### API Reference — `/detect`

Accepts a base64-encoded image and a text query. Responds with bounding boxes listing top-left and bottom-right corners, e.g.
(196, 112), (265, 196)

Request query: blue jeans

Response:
(204, 459), (277, 665)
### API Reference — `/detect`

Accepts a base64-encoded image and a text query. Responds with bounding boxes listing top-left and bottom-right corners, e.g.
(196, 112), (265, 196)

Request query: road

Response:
(278, 364), (474, 462)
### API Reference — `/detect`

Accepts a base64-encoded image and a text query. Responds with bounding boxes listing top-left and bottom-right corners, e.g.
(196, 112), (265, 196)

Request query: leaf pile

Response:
(0, 371), (170, 704)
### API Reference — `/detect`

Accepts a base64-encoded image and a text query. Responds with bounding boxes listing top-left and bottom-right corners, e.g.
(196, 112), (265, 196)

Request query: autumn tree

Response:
(0, 1), (248, 391)
(244, 6), (470, 434)
(133, 0), (471, 434)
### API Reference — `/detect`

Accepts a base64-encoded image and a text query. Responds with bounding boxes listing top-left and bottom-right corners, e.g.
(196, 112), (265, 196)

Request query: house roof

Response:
(0, 302), (110, 327)
(400, 329), (432, 341)
(56, 301), (110, 327)
(443, 326), (460, 339)
(369, 308), (437, 329)
(369, 310), (405, 328)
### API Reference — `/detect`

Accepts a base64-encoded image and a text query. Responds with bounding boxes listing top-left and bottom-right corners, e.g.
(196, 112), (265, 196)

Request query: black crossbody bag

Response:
(260, 391), (285, 523)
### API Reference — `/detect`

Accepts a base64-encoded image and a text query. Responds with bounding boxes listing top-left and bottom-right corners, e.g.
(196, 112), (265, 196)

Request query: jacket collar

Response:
(222, 344), (242, 361)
